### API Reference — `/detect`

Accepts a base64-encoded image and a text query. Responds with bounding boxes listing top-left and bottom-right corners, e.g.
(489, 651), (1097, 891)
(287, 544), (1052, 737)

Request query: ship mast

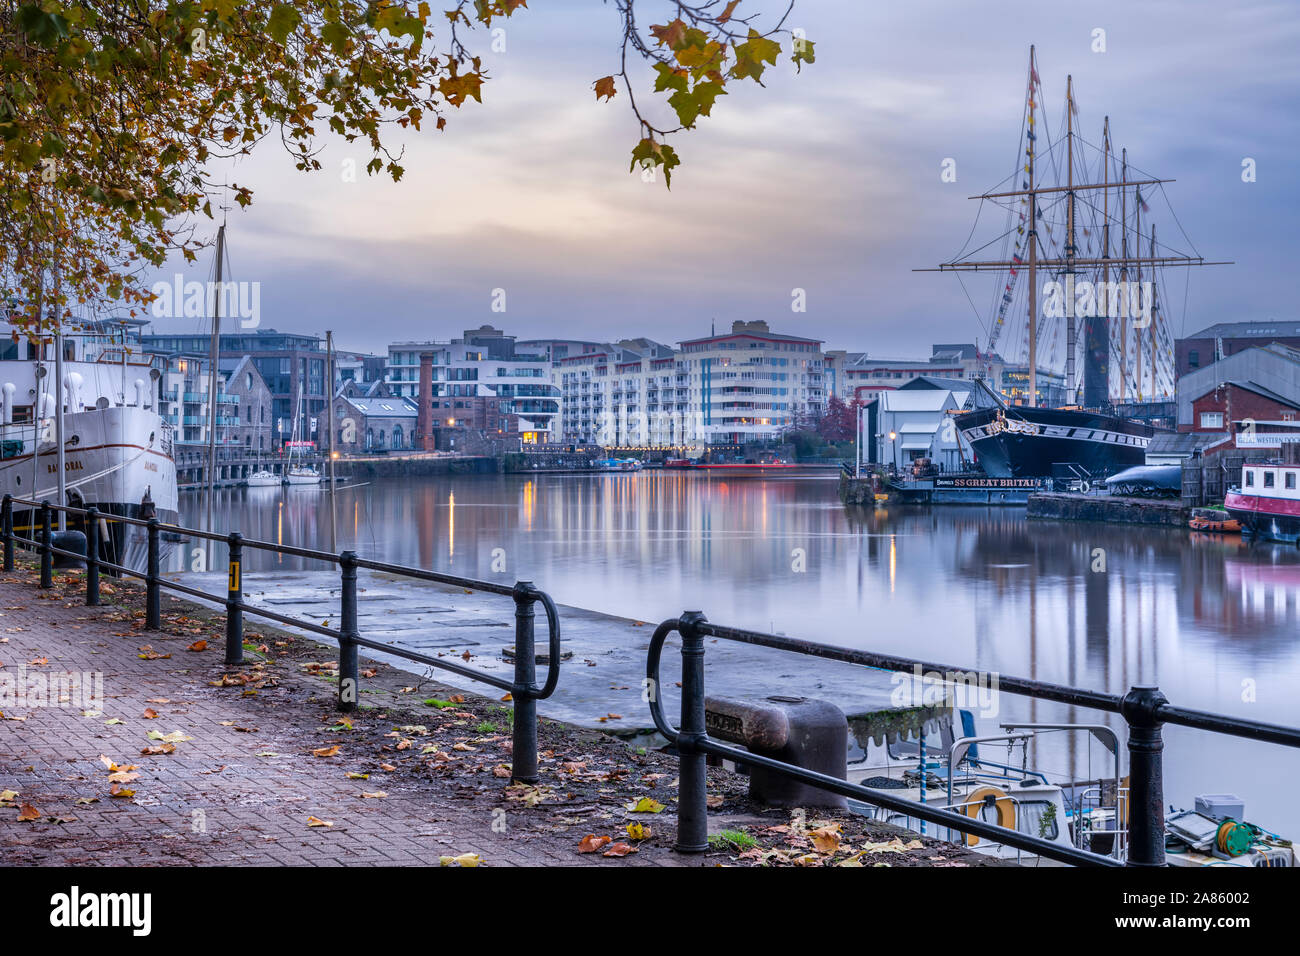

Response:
(1027, 46), (1038, 408)
(1119, 149), (1129, 403)
(1099, 116), (1111, 407)
(1065, 74), (1077, 405)
(918, 47), (1231, 412)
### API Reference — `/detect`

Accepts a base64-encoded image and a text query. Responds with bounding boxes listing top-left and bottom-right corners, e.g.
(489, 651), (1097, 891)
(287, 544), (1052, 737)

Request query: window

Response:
(1264, 471), (1276, 488)
(1287, 472), (1297, 490)
(1189, 349), (1199, 369)
(1200, 411), (1224, 429)
(1245, 470), (1254, 487)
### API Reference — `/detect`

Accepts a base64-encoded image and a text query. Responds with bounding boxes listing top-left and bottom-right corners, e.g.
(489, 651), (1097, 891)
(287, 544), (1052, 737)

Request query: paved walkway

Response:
(1, 561), (992, 868)
(0, 563), (700, 866)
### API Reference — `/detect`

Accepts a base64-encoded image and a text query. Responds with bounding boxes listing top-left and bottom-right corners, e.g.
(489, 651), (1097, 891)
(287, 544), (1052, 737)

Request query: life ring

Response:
(961, 785), (1015, 846)
(1080, 480), (1091, 494)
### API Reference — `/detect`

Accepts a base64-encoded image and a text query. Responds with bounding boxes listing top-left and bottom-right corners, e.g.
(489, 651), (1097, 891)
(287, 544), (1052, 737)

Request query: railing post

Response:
(224, 532), (244, 665)
(145, 517), (161, 630)
(510, 581), (539, 784)
(39, 500), (52, 589)
(1121, 684), (1169, 867)
(2, 494), (13, 572)
(337, 550), (359, 712)
(675, 610), (710, 853)
(84, 507), (100, 606)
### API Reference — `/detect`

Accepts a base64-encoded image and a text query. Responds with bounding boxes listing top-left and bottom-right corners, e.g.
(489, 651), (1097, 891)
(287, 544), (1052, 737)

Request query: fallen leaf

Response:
(17, 803), (39, 821)
(306, 816), (334, 828)
(439, 853), (482, 867)
(625, 797), (665, 814)
(142, 708), (158, 719)
(312, 745), (340, 758)
(578, 834), (611, 854)
(603, 842), (636, 857)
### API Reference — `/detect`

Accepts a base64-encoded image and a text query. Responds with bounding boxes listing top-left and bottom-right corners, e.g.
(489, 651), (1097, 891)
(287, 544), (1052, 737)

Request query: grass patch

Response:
(709, 829), (757, 852)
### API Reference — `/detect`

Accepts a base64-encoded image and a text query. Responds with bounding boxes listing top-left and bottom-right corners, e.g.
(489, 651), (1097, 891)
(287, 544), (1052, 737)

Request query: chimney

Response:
(415, 351), (435, 450)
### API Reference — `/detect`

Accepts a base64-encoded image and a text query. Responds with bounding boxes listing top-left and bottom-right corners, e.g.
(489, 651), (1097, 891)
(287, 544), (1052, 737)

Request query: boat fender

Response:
(961, 785), (1015, 846)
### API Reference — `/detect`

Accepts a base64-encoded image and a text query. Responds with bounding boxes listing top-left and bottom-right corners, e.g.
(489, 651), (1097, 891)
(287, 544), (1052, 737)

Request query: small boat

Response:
(1188, 507), (1241, 534)
(596, 458), (641, 472)
(845, 710), (1295, 866)
(1224, 462), (1300, 543)
(285, 465), (321, 485)
(245, 469), (279, 488)
(664, 458), (693, 469)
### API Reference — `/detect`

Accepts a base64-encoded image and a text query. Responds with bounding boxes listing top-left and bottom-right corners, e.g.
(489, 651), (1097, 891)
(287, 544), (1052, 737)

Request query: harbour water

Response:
(175, 472), (1300, 835)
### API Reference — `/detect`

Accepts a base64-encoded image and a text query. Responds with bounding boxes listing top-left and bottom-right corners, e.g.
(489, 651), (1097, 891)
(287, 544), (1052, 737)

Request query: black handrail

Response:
(647, 611), (1300, 867)
(1, 494), (561, 785)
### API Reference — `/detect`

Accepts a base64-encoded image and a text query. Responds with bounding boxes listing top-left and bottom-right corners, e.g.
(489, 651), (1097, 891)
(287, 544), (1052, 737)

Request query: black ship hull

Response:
(956, 406), (1157, 479)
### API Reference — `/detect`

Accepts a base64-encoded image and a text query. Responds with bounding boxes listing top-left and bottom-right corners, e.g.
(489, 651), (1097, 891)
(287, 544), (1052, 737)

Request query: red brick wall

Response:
(1182, 383), (1299, 432)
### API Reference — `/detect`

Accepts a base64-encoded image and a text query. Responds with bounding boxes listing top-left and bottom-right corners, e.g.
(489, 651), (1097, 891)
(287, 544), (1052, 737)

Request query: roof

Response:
(1147, 432), (1229, 457)
(1185, 321), (1300, 340)
(1188, 379), (1300, 409)
(879, 390), (957, 412)
(343, 397), (418, 417)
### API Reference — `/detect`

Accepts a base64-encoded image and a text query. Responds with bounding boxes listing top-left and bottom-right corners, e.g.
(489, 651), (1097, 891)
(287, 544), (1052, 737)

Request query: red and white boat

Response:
(1224, 462), (1300, 544)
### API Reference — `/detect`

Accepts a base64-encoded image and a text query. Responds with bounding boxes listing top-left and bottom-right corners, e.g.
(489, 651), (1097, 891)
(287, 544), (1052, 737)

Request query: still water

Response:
(178, 472), (1300, 834)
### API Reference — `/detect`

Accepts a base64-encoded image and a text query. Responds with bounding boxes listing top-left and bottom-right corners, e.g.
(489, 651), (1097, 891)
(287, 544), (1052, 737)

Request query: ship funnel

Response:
(134, 378), (146, 408)
(37, 391), (56, 419)
(1, 383), (13, 424)
(64, 372), (84, 413)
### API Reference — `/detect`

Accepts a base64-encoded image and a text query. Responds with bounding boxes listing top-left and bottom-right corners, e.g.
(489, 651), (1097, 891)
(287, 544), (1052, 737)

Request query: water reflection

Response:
(177, 472), (1300, 831)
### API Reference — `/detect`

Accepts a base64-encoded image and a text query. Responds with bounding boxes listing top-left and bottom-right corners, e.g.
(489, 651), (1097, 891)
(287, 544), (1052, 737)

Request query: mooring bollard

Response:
(510, 581), (539, 784)
(84, 507), (100, 606)
(1122, 684), (1168, 867)
(39, 501), (52, 589)
(225, 532), (244, 665)
(675, 610), (710, 853)
(337, 550), (359, 712)
(2, 494), (13, 572)
(145, 517), (161, 630)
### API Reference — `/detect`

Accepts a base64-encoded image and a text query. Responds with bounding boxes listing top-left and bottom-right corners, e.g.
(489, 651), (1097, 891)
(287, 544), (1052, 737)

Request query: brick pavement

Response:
(0, 562), (702, 867)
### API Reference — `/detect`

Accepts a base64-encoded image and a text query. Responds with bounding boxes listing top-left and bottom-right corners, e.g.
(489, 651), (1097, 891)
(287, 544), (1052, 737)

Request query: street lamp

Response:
(889, 430), (898, 472)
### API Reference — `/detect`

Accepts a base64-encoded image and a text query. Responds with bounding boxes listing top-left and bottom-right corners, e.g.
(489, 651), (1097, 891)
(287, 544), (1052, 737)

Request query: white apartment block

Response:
(554, 322), (826, 447)
(386, 326), (560, 441)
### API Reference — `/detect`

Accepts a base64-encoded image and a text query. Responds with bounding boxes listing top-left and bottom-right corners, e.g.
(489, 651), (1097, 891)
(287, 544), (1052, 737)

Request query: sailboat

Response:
(284, 377), (320, 485)
(922, 47), (1229, 480)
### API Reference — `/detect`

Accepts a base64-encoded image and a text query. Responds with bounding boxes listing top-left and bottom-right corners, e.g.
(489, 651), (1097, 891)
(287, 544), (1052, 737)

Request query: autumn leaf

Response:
(17, 803), (40, 822)
(603, 842), (636, 857)
(626, 822), (652, 840)
(811, 824), (841, 854)
(312, 745), (341, 758)
(625, 797), (665, 814)
(593, 76), (617, 101)
(578, 834), (611, 854)
(142, 708), (158, 719)
(186, 640), (207, 652)
(306, 816), (334, 828)
(439, 853), (482, 867)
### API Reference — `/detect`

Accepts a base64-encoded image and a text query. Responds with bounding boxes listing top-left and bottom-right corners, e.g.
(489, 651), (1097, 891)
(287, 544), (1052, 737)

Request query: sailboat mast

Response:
(204, 223), (225, 539)
(1027, 45), (1038, 408)
(1065, 74), (1076, 404)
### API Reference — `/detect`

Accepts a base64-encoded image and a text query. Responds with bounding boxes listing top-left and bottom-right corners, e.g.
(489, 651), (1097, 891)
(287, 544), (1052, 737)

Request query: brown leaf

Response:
(312, 745), (340, 758)
(142, 707), (158, 719)
(17, 802), (39, 822)
(603, 842), (636, 857)
(577, 834), (611, 854)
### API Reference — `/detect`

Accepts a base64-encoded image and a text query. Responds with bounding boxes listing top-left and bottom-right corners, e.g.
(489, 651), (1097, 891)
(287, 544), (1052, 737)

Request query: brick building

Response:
(1175, 320), (1300, 378)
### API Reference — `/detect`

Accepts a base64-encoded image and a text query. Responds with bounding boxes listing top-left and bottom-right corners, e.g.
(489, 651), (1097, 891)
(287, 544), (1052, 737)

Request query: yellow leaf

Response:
(439, 852), (482, 867)
(625, 797), (665, 814)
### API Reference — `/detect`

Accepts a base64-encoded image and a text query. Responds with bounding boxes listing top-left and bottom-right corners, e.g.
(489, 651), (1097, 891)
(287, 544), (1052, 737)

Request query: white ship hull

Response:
(0, 405), (178, 569)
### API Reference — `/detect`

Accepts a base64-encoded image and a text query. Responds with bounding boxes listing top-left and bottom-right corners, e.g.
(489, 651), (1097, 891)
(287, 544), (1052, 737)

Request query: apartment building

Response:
(553, 339), (680, 446)
(678, 321), (826, 445)
(388, 325), (561, 446)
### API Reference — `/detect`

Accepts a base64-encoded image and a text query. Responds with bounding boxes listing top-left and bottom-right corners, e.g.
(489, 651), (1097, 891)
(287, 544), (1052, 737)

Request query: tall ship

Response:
(924, 47), (1228, 480)
(0, 318), (179, 568)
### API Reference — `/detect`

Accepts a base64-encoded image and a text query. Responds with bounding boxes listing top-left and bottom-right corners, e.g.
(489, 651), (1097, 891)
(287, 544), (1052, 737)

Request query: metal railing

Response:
(646, 611), (1300, 867)
(0, 494), (562, 784)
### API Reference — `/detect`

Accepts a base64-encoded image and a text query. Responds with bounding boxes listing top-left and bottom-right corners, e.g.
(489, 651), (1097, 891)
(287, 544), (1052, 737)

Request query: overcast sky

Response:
(141, 0), (1300, 360)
